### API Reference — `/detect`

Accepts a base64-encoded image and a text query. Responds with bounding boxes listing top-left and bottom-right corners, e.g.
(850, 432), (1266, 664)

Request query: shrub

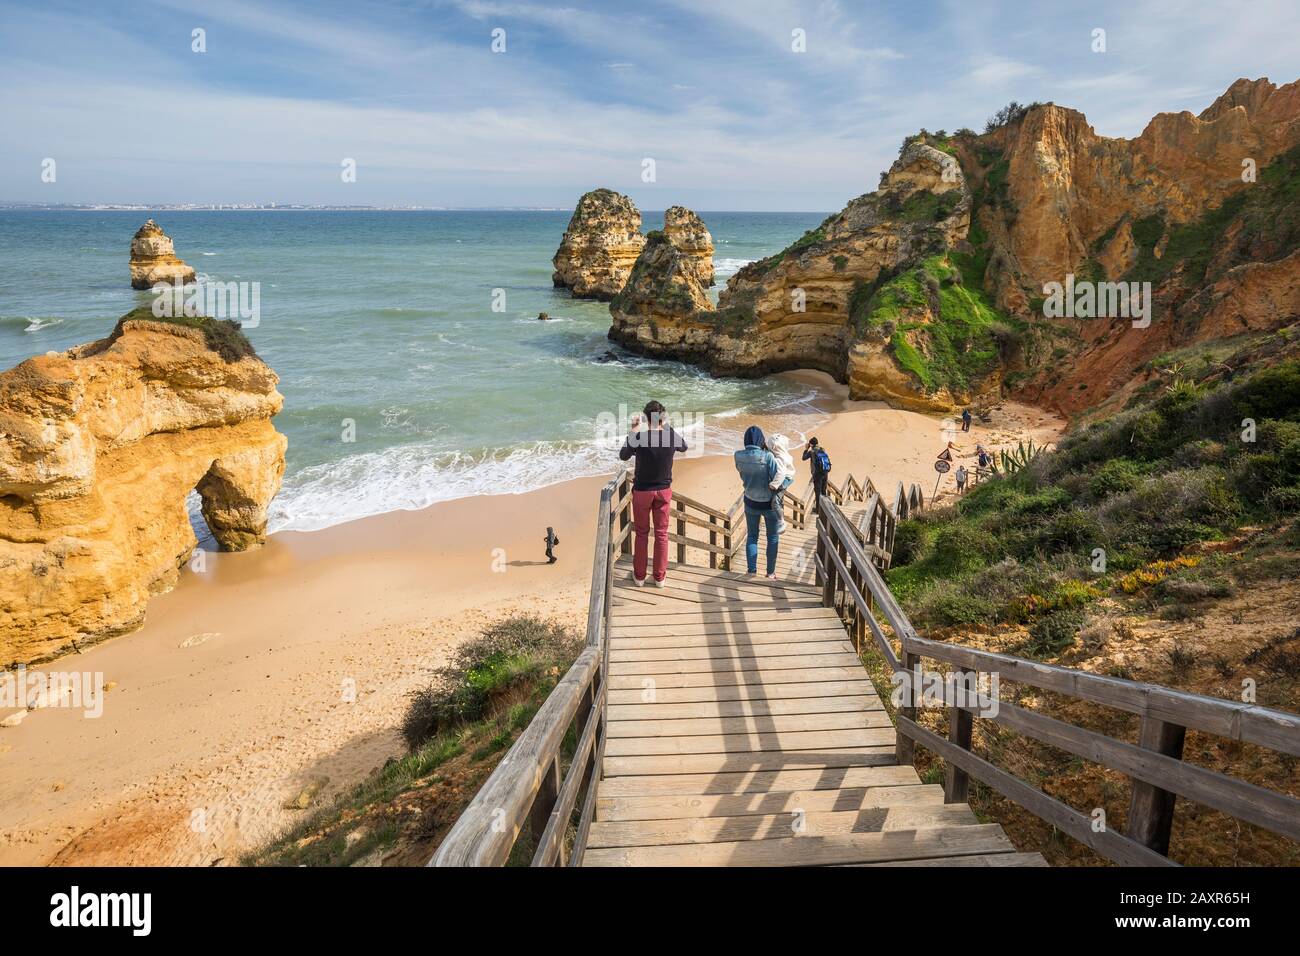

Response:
(401, 616), (581, 750)
(1024, 609), (1083, 658)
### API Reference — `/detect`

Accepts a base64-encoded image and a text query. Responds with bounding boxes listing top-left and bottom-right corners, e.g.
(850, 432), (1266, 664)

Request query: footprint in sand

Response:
(180, 632), (221, 649)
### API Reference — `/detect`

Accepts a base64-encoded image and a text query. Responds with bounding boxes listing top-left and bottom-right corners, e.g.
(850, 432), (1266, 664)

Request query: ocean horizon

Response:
(0, 209), (830, 534)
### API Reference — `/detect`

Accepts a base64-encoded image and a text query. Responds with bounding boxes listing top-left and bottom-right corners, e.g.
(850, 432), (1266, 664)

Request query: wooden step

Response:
(595, 763), (920, 797)
(605, 678), (874, 705)
(610, 639), (855, 663)
(604, 727), (895, 757)
(581, 824), (1018, 867)
(607, 710), (892, 739)
(601, 748), (897, 778)
(609, 652), (862, 675)
(606, 665), (868, 689)
(596, 783), (944, 822)
(607, 693), (882, 721)
(587, 804), (979, 848)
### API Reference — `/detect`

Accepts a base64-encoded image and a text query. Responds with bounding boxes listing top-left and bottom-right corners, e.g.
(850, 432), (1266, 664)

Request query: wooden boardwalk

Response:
(583, 522), (1044, 866)
(434, 472), (1300, 868)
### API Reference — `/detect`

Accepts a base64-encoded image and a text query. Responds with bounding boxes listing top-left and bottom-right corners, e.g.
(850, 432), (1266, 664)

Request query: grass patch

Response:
(112, 306), (256, 362)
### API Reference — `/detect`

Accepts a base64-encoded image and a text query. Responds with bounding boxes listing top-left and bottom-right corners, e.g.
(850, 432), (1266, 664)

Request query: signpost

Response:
(933, 458), (950, 498)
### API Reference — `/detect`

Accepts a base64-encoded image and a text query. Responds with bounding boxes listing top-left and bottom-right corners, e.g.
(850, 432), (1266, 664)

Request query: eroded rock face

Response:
(608, 143), (971, 406)
(129, 219), (196, 290)
(608, 231), (715, 359)
(551, 189), (646, 300)
(662, 206), (715, 288)
(0, 316), (286, 664)
(984, 78), (1300, 299)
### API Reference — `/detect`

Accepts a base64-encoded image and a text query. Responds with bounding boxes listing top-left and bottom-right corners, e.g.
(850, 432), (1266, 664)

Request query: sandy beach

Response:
(0, 372), (1063, 866)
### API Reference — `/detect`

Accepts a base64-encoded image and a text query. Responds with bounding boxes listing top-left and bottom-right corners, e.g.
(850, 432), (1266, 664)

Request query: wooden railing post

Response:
(528, 755), (561, 850)
(944, 668), (974, 804)
(897, 649), (918, 765)
(1126, 716), (1187, 855)
(618, 475), (631, 557)
(708, 514), (718, 569)
(818, 508), (836, 606)
(675, 498), (686, 565)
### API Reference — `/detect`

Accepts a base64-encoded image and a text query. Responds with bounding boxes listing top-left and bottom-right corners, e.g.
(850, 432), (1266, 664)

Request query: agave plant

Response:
(999, 439), (1047, 474)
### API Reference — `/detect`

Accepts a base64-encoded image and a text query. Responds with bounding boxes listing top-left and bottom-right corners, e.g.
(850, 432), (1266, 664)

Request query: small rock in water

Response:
(537, 311), (551, 321)
(593, 350), (621, 364)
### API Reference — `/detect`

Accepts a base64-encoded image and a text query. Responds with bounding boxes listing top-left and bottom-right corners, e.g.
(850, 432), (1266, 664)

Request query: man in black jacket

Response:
(618, 401), (688, 587)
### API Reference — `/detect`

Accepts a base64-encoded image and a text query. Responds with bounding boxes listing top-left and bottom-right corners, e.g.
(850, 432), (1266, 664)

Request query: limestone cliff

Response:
(608, 230), (715, 358)
(606, 77), (1300, 417)
(551, 189), (646, 300)
(129, 219), (196, 290)
(0, 311), (286, 664)
(608, 143), (976, 410)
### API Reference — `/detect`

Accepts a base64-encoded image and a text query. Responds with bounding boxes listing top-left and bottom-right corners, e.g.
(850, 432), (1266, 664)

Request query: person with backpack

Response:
(617, 400), (688, 587)
(961, 408), (972, 432)
(802, 437), (832, 513)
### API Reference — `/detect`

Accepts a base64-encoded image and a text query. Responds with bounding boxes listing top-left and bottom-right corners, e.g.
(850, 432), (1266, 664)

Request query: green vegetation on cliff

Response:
(1123, 141), (1300, 291)
(111, 306), (256, 362)
(852, 254), (1016, 394)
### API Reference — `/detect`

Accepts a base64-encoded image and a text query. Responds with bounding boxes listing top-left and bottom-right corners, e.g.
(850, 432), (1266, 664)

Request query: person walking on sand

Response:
(955, 464), (968, 494)
(735, 426), (781, 578)
(618, 400), (687, 587)
(961, 408), (972, 433)
(802, 436), (832, 514)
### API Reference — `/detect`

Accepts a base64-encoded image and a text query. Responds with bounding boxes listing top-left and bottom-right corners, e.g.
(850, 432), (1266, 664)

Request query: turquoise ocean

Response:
(0, 210), (828, 533)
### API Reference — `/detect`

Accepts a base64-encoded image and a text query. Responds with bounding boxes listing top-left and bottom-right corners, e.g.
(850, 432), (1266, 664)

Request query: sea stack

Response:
(662, 206), (715, 288)
(0, 310), (287, 664)
(608, 230), (715, 358)
(129, 219), (196, 289)
(551, 189), (646, 300)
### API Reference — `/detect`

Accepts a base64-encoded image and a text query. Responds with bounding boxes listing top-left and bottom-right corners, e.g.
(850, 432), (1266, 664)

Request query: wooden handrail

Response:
(814, 494), (1300, 865)
(431, 466), (627, 867)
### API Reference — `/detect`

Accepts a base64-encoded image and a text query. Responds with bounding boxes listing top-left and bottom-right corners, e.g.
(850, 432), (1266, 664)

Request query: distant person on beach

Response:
(735, 426), (781, 579)
(768, 434), (796, 535)
(618, 400), (687, 587)
(543, 527), (560, 564)
(961, 408), (972, 432)
(955, 465), (968, 494)
(802, 437), (832, 513)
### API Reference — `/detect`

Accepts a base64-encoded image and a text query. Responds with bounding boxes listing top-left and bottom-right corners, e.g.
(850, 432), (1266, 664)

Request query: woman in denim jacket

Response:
(733, 425), (781, 578)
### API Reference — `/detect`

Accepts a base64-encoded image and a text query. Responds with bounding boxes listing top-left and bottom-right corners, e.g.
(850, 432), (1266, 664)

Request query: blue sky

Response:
(2, 0), (1297, 210)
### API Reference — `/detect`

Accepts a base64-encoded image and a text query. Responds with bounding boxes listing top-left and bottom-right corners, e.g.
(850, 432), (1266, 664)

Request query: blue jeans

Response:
(744, 504), (780, 575)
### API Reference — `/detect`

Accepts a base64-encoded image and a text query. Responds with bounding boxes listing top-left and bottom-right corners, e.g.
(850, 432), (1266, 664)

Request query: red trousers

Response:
(632, 488), (672, 582)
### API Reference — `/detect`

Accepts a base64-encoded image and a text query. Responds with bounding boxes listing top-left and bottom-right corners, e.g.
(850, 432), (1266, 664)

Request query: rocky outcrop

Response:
(0, 312), (286, 664)
(552, 189), (646, 300)
(129, 219), (196, 290)
(662, 206), (715, 288)
(608, 143), (973, 410)
(608, 231), (716, 358)
(978, 77), (1300, 302)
